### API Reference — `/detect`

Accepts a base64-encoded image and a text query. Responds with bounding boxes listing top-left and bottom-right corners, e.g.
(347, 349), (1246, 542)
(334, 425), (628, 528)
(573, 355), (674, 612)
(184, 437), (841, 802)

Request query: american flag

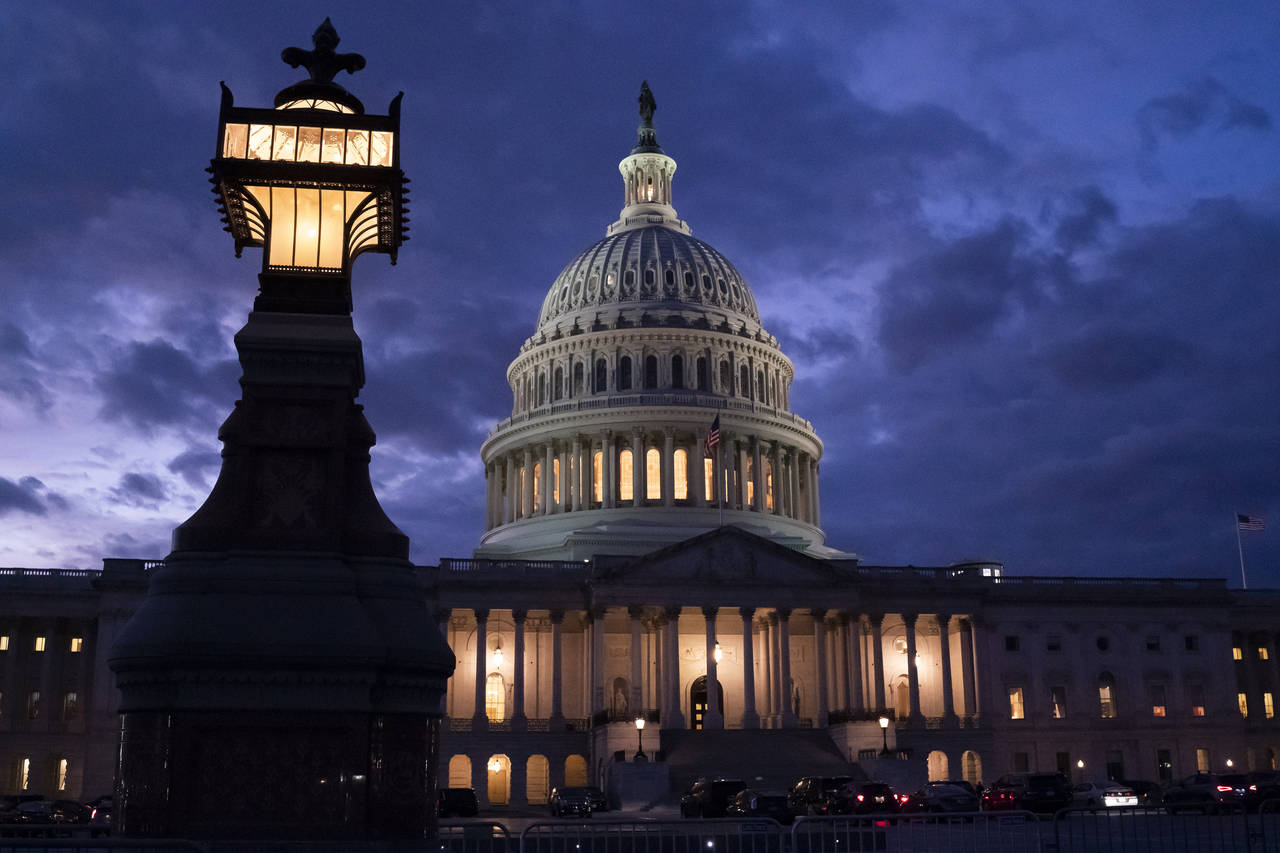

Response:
(704, 415), (720, 457)
(1238, 514), (1265, 532)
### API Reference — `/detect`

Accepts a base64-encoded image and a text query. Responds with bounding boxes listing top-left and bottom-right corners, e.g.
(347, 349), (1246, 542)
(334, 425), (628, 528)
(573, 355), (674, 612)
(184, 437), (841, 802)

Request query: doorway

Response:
(690, 676), (724, 729)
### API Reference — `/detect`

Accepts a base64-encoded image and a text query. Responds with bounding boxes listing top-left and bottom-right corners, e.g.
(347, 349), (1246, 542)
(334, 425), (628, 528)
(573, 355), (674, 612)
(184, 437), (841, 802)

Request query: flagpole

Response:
(718, 440), (725, 528)
(1237, 514), (1248, 590)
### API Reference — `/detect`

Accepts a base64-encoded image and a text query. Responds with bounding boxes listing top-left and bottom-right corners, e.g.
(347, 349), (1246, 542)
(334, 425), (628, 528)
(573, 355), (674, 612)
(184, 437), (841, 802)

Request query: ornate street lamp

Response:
(634, 715), (647, 761)
(209, 17), (408, 314)
(878, 715), (891, 756)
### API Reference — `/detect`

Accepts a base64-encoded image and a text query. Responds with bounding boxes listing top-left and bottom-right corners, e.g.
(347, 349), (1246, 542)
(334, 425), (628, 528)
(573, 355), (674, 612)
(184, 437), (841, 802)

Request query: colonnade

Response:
(447, 606), (981, 730)
(483, 429), (820, 531)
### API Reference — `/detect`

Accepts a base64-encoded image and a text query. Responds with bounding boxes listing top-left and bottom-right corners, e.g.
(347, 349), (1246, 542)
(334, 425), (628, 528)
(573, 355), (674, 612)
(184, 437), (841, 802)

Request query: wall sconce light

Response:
(713, 642), (722, 664)
(487, 757), (501, 773)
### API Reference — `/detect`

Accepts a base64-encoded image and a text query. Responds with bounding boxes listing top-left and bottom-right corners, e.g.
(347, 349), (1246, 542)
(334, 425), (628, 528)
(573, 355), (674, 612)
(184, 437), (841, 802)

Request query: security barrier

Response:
(438, 820), (516, 853)
(1052, 805), (1262, 853)
(521, 817), (785, 853)
(792, 811), (1041, 853)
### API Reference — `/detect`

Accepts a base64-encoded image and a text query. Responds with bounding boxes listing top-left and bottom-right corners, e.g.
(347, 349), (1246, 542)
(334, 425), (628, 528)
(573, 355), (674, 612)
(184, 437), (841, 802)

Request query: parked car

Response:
(844, 782), (901, 815)
(87, 795), (112, 837)
(982, 773), (1072, 814)
(1118, 780), (1162, 807)
(680, 778), (747, 818)
(1072, 781), (1138, 809)
(437, 787), (479, 818)
(548, 786), (594, 818)
(1162, 773), (1246, 815)
(726, 788), (793, 824)
(582, 786), (609, 813)
(901, 782), (979, 814)
(787, 775), (854, 816)
(1243, 771), (1280, 812)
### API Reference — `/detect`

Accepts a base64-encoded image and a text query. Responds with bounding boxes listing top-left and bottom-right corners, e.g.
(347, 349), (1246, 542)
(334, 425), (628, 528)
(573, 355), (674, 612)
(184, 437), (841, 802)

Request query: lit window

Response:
(1266, 693), (1276, 719)
(485, 673), (506, 722)
(746, 457), (755, 505)
(1050, 686), (1066, 719)
(552, 458), (560, 505)
(33, 637), (46, 652)
(592, 452), (603, 503)
(57, 759), (68, 792)
(1190, 685), (1206, 717)
(1239, 692), (1250, 717)
(0, 635), (8, 651)
(765, 461), (774, 510)
(1196, 748), (1210, 773)
(1008, 687), (1025, 720)
(704, 458), (715, 501)
(646, 448), (661, 500)
(1151, 685), (1167, 717)
(619, 449), (634, 501)
(532, 462), (542, 513)
(673, 449), (688, 500)
(1098, 674), (1117, 718)
(20, 758), (30, 791)
(69, 637), (83, 653)
(1260, 647), (1271, 661)
(1233, 647), (1244, 661)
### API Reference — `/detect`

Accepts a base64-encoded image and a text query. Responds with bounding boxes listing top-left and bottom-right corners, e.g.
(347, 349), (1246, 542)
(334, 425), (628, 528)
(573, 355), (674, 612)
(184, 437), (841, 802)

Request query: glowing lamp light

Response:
(1226, 758), (1235, 768)
(878, 715), (890, 756)
(491, 642), (504, 668)
(634, 715), (647, 760)
(208, 19), (409, 315)
(713, 642), (723, 664)
(1077, 759), (1085, 768)
(487, 757), (501, 773)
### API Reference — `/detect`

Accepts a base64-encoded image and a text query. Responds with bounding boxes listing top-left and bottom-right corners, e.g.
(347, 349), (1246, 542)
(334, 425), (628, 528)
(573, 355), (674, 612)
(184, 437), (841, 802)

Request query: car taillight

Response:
(856, 794), (865, 802)
(1217, 785), (1233, 793)
(897, 794), (909, 803)
(1250, 785), (1258, 792)
(90, 808), (98, 820)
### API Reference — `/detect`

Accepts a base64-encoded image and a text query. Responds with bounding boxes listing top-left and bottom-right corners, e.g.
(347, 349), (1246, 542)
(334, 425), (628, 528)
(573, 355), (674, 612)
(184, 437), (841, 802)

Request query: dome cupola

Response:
(477, 85), (836, 561)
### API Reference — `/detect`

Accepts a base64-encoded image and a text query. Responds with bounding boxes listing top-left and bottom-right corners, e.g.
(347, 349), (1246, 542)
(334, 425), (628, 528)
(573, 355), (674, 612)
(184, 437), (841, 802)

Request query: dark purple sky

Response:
(3, 2), (1278, 584)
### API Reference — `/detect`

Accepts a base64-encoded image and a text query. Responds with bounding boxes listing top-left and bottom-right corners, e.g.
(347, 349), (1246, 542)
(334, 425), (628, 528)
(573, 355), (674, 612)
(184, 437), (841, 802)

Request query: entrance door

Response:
(690, 676), (724, 730)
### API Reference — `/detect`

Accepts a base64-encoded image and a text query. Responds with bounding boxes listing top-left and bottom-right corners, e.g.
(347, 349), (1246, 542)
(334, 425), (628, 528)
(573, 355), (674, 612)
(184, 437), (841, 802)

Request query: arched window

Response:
(644, 268), (655, 287)
(619, 449), (634, 501)
(646, 448), (661, 500)
(573, 362), (584, 396)
(526, 755), (550, 805)
(704, 457), (716, 501)
(619, 356), (632, 390)
(518, 467), (526, 518)
(765, 460), (774, 511)
(671, 355), (684, 389)
(486, 673), (506, 722)
(532, 463), (542, 513)
(927, 750), (950, 782)
(565, 755), (588, 787)
(592, 451), (603, 503)
(553, 366), (564, 401)
(595, 358), (607, 393)
(746, 457), (755, 506)
(645, 355), (658, 389)
(537, 373), (546, 407)
(719, 360), (731, 393)
(696, 357), (709, 391)
(674, 449), (688, 500)
(448, 754), (472, 788)
(552, 458), (560, 506)
(740, 365), (750, 397)
(1098, 672), (1118, 718)
(757, 370), (765, 400)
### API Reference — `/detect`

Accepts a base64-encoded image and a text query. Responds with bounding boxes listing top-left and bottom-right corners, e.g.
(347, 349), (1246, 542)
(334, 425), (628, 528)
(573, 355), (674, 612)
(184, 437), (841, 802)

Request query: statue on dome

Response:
(638, 81), (657, 123)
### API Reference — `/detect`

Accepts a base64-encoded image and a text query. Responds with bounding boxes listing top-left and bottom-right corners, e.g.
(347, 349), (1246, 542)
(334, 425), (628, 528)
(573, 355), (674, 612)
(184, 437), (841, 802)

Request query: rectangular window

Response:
(1008, 687), (1025, 720)
(1238, 692), (1249, 717)
(673, 450), (688, 501)
(1151, 685), (1167, 717)
(592, 451), (603, 503)
(1196, 748), (1210, 773)
(1106, 750), (1125, 782)
(33, 636), (46, 652)
(20, 758), (30, 791)
(552, 458), (560, 506)
(1266, 693), (1275, 719)
(1185, 635), (1199, 652)
(69, 637), (83, 653)
(1099, 683), (1117, 719)
(1233, 646), (1244, 661)
(1157, 749), (1173, 783)
(1260, 647), (1271, 661)
(1056, 752), (1071, 775)
(1005, 635), (1021, 652)
(1190, 685), (1206, 717)
(62, 692), (78, 721)
(1050, 686), (1066, 719)
(704, 457), (715, 502)
(618, 449), (634, 501)
(1046, 635), (1062, 652)
(27, 691), (39, 720)
(646, 448), (661, 500)
(0, 635), (8, 651)
(57, 759), (68, 792)
(1014, 752), (1030, 772)
(1146, 635), (1161, 652)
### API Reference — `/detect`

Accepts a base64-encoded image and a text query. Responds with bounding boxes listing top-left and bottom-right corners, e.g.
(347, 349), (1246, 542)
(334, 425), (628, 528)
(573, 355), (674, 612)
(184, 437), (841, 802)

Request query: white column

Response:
(938, 613), (957, 723)
(590, 607), (606, 715)
(549, 610), (565, 725)
(522, 446), (534, 518)
(473, 608), (489, 732)
(833, 614), (849, 712)
(752, 437), (765, 512)
(559, 442), (571, 512)
(602, 430), (615, 508)
(813, 609), (829, 727)
(770, 442), (783, 515)
(629, 606), (644, 715)
(632, 427), (644, 504)
(663, 427), (675, 507)
(778, 608), (797, 727)
(543, 442), (555, 515)
(870, 613), (887, 711)
(959, 617), (978, 717)
(740, 607), (759, 728)
(664, 606), (686, 728)
(849, 614), (865, 712)
(504, 455), (516, 524)
(571, 436), (583, 511)
(512, 609), (528, 730)
(703, 606), (723, 729)
(905, 612), (922, 724)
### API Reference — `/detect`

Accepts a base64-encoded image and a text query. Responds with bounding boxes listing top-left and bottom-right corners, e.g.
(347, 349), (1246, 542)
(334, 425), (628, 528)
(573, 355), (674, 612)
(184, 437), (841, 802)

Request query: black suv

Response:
(437, 787), (479, 818)
(788, 776), (854, 816)
(680, 778), (747, 818)
(983, 773), (1072, 814)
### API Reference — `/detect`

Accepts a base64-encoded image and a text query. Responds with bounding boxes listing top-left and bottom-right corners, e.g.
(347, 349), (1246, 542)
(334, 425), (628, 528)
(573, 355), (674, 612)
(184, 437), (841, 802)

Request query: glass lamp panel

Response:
(646, 449), (661, 500)
(294, 188), (321, 268)
(673, 449), (688, 500)
(345, 130), (370, 166)
(619, 450), (633, 501)
(321, 128), (345, 164)
(271, 125), (297, 161)
(247, 124), (273, 160)
(223, 123), (248, 158)
(370, 131), (394, 167)
(347, 191), (379, 255)
(267, 187), (294, 266)
(319, 189), (346, 269)
(297, 127), (322, 162)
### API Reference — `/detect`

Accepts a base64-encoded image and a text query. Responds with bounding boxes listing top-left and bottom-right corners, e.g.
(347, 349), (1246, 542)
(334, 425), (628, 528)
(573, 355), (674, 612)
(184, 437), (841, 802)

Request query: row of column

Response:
(483, 431), (820, 530)
(453, 607), (980, 730)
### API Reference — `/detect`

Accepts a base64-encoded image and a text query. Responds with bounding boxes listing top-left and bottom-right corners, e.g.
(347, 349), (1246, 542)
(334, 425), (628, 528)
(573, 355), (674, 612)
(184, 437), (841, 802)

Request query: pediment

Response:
(598, 525), (841, 588)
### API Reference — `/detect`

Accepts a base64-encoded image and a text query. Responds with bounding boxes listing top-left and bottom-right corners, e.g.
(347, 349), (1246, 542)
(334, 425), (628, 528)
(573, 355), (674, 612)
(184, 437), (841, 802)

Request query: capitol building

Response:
(3, 84), (1280, 810)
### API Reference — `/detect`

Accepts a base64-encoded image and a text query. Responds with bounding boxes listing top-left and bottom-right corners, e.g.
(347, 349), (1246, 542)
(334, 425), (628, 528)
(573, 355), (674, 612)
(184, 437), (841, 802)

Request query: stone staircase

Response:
(658, 728), (863, 798)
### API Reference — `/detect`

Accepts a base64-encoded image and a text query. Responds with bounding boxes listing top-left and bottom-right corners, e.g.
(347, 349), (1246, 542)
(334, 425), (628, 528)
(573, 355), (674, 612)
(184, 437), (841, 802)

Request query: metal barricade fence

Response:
(438, 820), (516, 853)
(0, 827), (208, 853)
(1256, 799), (1280, 853)
(791, 811), (1042, 853)
(520, 817), (785, 853)
(1051, 805), (1260, 853)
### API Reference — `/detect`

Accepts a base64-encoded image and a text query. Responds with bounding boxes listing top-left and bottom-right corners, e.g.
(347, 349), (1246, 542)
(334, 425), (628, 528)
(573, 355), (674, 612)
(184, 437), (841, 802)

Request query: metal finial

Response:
(281, 17), (366, 84)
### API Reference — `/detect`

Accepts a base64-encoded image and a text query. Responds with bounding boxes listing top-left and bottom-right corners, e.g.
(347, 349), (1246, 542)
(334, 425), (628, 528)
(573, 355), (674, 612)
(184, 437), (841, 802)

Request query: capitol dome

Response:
(477, 83), (836, 561)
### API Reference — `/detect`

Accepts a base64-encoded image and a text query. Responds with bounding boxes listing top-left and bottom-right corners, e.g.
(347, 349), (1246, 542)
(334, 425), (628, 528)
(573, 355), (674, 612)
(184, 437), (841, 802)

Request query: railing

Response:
(827, 708), (896, 725)
(0, 567), (100, 580)
(490, 392), (817, 436)
(439, 557), (590, 573)
(446, 716), (590, 734)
